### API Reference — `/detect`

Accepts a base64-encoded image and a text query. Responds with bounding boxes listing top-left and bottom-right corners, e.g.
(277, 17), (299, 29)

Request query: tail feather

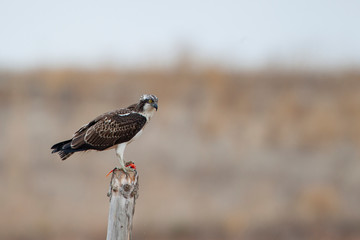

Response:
(51, 139), (71, 152)
(51, 139), (74, 160)
(58, 151), (74, 160)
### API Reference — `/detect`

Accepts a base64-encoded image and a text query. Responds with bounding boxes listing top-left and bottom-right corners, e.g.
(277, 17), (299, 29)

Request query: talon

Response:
(106, 162), (136, 177)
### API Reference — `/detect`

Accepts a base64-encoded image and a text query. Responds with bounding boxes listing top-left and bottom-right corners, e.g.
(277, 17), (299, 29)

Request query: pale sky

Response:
(1, 0), (360, 69)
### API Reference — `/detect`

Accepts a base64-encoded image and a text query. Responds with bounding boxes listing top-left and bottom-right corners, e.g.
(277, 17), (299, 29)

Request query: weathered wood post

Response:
(106, 167), (139, 240)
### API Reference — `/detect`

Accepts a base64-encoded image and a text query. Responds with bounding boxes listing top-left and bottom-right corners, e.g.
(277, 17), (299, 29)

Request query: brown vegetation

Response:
(0, 66), (359, 240)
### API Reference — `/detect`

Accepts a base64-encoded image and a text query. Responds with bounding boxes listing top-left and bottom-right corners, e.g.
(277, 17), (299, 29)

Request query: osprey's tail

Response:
(51, 139), (74, 160)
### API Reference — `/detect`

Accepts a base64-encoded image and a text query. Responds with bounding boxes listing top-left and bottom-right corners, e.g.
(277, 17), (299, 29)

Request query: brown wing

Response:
(71, 111), (146, 150)
(72, 108), (132, 137)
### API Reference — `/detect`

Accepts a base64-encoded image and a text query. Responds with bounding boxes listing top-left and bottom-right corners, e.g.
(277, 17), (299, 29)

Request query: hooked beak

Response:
(152, 102), (158, 111)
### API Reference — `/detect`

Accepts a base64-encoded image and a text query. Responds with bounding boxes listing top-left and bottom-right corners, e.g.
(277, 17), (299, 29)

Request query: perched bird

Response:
(51, 94), (158, 172)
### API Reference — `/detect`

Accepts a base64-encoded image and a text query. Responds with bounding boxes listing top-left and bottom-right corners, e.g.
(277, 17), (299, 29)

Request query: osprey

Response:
(51, 94), (158, 171)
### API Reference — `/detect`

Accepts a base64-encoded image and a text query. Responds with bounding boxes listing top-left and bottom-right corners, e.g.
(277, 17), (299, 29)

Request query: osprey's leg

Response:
(116, 143), (128, 173)
(118, 156), (127, 172)
(115, 143), (136, 172)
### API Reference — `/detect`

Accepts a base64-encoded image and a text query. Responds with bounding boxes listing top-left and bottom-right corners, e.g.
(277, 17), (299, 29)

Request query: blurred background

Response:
(1, 1), (360, 240)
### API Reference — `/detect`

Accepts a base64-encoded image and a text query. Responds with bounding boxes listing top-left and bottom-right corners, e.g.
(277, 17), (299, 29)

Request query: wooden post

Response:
(106, 168), (139, 240)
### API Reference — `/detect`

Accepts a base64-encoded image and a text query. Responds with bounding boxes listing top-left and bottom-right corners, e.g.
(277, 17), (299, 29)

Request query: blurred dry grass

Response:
(0, 66), (360, 240)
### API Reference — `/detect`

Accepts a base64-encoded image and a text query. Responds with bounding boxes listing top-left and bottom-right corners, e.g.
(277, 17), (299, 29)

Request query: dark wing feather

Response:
(73, 108), (132, 136)
(71, 108), (132, 148)
(71, 111), (146, 150)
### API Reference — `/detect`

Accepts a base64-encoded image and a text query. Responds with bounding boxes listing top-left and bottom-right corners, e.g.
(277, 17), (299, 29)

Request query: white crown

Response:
(140, 94), (158, 102)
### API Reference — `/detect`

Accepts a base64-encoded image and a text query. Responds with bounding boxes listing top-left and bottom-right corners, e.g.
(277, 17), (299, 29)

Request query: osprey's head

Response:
(136, 94), (158, 120)
(140, 94), (158, 110)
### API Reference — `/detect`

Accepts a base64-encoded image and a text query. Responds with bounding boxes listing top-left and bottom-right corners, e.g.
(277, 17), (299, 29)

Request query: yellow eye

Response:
(148, 99), (153, 103)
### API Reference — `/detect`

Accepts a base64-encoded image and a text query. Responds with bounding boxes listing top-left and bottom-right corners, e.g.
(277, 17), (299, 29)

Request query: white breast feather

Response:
(140, 103), (156, 121)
